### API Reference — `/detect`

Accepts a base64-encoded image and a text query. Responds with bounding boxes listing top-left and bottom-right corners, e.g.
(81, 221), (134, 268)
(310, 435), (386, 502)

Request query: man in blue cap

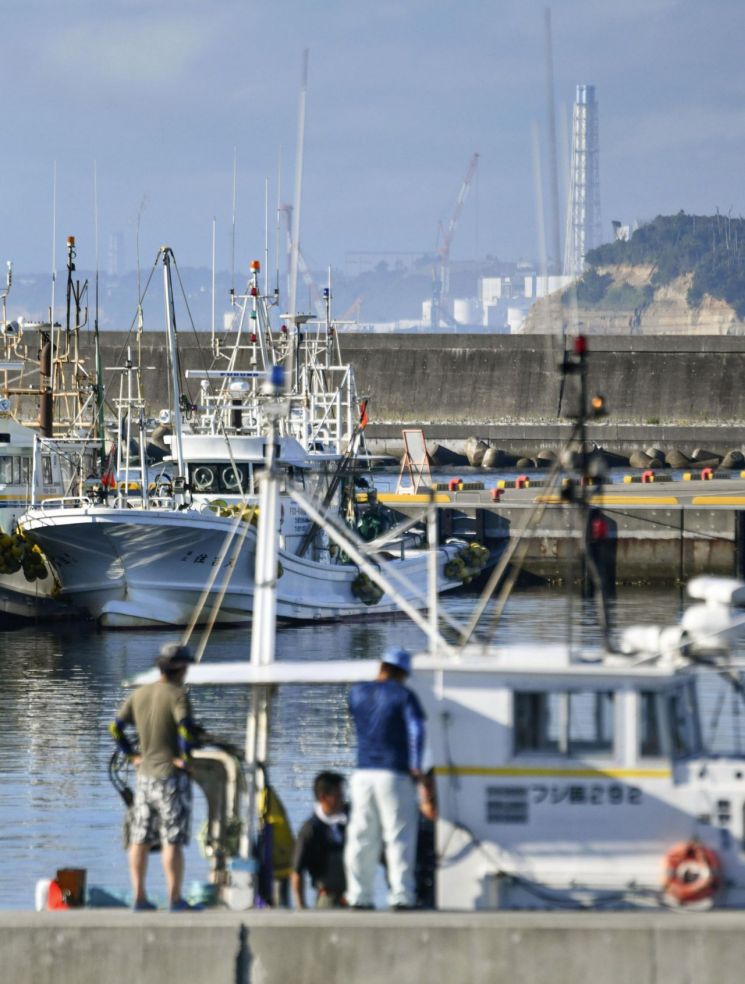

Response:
(344, 647), (425, 909)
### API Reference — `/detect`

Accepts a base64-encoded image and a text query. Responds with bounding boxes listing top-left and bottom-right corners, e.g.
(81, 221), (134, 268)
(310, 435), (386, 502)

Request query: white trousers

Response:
(344, 769), (419, 908)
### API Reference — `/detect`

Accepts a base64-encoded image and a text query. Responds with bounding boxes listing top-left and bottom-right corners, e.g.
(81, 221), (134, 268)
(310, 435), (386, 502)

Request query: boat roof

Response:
(0, 416), (38, 447)
(175, 433), (319, 467)
(126, 647), (707, 689)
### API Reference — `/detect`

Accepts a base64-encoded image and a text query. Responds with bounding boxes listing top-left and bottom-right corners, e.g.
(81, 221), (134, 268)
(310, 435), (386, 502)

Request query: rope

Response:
(180, 505), (254, 658)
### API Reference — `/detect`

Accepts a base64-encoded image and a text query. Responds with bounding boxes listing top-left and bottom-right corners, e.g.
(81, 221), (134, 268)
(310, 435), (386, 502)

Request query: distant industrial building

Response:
(107, 232), (125, 278)
(563, 84), (601, 277)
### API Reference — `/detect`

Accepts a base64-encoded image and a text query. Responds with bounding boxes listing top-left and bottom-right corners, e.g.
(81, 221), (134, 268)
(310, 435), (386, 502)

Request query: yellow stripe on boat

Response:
(435, 765), (671, 779)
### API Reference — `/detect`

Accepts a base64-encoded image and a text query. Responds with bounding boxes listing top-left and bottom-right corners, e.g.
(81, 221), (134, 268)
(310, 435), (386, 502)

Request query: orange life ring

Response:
(662, 840), (721, 907)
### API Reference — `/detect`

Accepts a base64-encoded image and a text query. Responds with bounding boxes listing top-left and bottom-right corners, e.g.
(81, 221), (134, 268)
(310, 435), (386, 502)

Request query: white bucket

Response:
(34, 878), (52, 912)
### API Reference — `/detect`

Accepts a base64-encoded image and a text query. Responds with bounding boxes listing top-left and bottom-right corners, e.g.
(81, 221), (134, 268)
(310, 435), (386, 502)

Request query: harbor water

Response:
(2, 585), (745, 910)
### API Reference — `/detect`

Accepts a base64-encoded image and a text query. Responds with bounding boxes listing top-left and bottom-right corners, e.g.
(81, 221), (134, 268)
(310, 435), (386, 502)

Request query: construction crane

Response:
(432, 151), (479, 328)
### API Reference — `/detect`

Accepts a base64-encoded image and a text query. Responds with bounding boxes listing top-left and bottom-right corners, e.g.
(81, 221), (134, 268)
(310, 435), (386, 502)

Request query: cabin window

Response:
(514, 693), (560, 753)
(567, 691), (614, 754)
(514, 690), (614, 756)
(639, 691), (663, 757)
(668, 685), (701, 759)
(189, 462), (249, 495)
(42, 455), (54, 486)
(5, 456), (31, 485)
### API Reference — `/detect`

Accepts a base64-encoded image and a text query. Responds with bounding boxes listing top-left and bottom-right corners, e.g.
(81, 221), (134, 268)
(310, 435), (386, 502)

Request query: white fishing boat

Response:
(20, 249), (474, 628)
(0, 237), (109, 623)
(121, 370), (745, 911)
(133, 577), (745, 910)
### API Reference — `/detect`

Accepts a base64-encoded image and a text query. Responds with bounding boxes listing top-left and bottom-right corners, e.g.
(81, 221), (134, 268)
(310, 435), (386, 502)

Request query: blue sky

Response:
(2, 0), (744, 277)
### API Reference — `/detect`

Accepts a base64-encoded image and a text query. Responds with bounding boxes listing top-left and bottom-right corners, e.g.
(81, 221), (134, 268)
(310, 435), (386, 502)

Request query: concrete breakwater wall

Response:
(3, 910), (745, 984)
(65, 332), (745, 455)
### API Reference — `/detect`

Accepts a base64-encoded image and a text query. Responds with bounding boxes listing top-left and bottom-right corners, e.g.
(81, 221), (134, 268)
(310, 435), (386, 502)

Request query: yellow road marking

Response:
(535, 494), (679, 507)
(692, 496), (745, 506)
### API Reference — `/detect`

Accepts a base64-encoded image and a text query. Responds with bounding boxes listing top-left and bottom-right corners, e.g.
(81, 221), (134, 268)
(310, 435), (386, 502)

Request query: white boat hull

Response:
(21, 506), (465, 628)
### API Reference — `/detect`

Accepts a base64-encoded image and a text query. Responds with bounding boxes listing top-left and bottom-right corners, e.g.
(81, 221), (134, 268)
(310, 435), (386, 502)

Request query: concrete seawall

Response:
(2, 910), (745, 984)
(41, 332), (745, 455)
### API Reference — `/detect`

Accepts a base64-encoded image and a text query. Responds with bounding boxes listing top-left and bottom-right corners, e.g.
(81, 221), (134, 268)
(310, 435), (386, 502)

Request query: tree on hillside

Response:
(586, 212), (745, 316)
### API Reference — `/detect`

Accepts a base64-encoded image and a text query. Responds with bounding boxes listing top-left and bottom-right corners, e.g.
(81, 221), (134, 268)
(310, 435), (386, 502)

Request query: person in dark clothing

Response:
(415, 769), (437, 909)
(344, 648), (425, 909)
(291, 771), (348, 909)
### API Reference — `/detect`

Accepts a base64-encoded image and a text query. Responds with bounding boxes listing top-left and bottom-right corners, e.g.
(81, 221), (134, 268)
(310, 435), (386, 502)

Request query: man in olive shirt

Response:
(110, 643), (204, 912)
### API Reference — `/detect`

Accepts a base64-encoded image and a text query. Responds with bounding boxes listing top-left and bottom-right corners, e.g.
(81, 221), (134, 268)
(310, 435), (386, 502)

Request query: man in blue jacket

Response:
(345, 647), (425, 909)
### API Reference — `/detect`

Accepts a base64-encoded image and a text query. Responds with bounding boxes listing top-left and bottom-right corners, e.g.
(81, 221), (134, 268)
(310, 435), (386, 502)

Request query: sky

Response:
(2, 0), (744, 280)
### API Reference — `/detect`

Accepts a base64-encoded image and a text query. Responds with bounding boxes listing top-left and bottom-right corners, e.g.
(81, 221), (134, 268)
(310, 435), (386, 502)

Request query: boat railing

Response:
(38, 495), (94, 511)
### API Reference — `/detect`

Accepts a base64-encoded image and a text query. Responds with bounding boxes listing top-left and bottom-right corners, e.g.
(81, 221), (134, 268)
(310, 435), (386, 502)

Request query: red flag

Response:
(358, 400), (369, 430)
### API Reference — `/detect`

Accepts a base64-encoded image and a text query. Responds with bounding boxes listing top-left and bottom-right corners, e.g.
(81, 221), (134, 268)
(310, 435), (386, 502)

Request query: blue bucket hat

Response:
(382, 647), (412, 676)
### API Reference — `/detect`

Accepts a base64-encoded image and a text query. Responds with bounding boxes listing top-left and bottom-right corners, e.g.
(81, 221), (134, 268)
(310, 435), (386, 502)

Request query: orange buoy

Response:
(662, 840), (721, 907)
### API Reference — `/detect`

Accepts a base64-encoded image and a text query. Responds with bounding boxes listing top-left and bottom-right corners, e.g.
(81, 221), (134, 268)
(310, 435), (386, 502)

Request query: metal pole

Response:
(162, 248), (185, 477)
(124, 347), (133, 497)
(427, 494), (439, 657)
(245, 369), (284, 877)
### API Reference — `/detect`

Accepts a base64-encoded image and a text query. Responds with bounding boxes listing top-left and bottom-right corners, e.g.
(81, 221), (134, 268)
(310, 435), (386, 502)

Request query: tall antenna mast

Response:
(231, 147), (237, 302)
(93, 162), (105, 466)
(288, 49), (308, 323)
(544, 7), (562, 277)
(211, 216), (216, 349)
(264, 178), (270, 297)
(274, 149), (282, 302)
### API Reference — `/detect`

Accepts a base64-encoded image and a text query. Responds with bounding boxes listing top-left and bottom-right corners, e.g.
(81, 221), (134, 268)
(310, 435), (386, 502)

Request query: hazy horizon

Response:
(3, 0), (744, 285)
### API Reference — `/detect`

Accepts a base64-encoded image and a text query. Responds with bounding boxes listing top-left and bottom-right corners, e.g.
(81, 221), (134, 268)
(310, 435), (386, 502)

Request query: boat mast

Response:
(245, 365), (286, 858)
(161, 247), (186, 477)
(288, 49), (308, 330)
(93, 164), (106, 470)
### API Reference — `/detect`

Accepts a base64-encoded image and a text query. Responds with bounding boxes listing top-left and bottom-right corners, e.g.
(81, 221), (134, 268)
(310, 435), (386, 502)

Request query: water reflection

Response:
(0, 585), (728, 908)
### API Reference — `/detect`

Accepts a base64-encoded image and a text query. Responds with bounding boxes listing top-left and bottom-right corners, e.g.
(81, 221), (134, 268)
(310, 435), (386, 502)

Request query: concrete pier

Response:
(2, 910), (744, 984)
(379, 478), (745, 582)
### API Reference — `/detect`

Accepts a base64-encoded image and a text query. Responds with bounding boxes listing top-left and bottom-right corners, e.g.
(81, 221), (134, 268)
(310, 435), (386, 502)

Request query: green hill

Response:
(583, 212), (745, 317)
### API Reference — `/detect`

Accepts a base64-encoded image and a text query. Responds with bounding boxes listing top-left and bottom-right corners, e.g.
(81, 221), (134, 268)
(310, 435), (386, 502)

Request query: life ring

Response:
(662, 840), (721, 907)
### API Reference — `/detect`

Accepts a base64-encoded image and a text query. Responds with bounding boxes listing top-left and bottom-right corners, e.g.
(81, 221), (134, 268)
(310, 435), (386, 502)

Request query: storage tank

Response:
(453, 298), (481, 326)
(507, 307), (526, 333)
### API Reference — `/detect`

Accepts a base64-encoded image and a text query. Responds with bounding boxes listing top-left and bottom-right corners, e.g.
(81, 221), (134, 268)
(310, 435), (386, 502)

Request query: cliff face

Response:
(522, 265), (745, 335)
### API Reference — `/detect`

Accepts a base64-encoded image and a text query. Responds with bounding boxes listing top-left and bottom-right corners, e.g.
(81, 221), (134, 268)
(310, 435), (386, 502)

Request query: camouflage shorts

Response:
(130, 770), (192, 846)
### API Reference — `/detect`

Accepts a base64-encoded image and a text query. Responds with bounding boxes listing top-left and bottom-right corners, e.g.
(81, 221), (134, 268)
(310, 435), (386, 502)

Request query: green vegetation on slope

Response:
(583, 212), (745, 317)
